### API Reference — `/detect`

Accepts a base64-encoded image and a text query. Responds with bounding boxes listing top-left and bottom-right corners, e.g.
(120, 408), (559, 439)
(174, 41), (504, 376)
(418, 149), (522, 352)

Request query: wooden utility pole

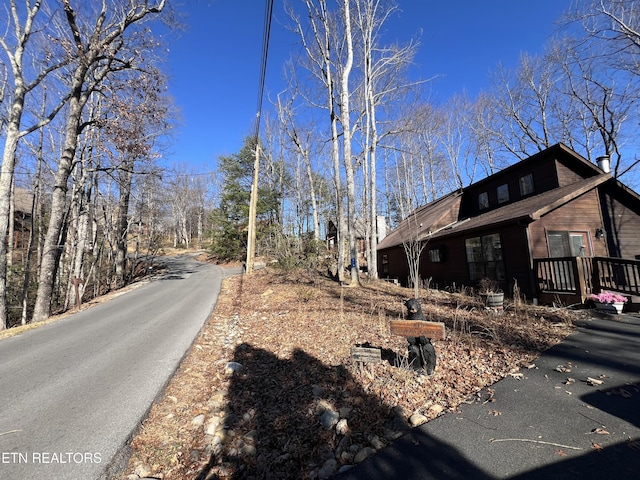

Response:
(245, 141), (260, 274)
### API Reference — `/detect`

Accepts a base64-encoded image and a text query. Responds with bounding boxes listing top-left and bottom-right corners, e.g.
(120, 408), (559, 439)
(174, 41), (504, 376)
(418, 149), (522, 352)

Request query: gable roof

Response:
(429, 174), (611, 240)
(377, 190), (463, 250)
(378, 144), (615, 250)
(468, 143), (603, 190)
(14, 188), (33, 214)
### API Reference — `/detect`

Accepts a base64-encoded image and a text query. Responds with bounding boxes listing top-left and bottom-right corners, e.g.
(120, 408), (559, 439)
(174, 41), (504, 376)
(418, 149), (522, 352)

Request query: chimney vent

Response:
(596, 155), (611, 173)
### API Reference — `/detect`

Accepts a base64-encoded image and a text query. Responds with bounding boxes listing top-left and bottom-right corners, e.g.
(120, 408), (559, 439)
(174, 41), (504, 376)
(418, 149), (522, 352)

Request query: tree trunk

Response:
(115, 161), (134, 288)
(340, 0), (358, 286)
(32, 89), (85, 322)
(0, 89), (25, 329)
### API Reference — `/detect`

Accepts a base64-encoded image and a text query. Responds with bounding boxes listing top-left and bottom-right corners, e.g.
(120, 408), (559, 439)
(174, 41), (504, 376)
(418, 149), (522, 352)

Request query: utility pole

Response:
(245, 140), (260, 274)
(246, 0), (274, 274)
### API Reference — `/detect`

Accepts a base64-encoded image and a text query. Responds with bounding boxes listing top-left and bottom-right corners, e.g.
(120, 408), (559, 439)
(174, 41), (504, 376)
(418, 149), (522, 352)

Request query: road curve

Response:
(0, 254), (234, 480)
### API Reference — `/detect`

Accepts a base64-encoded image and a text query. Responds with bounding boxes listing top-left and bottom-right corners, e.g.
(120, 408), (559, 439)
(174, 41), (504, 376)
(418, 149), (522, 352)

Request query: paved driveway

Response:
(338, 313), (640, 479)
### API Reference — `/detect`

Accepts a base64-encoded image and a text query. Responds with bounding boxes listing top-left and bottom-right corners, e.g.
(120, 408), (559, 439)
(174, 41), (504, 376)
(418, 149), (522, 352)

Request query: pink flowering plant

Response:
(589, 291), (628, 304)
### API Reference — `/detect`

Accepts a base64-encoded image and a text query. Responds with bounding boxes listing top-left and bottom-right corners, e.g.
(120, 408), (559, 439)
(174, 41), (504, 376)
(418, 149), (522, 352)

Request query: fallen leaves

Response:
(555, 363), (575, 373)
(123, 267), (580, 480)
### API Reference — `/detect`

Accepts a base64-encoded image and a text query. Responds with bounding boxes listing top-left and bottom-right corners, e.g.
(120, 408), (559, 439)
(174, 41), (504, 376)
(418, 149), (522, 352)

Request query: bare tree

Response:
(32, 0), (167, 322)
(401, 212), (427, 299)
(353, 0), (420, 280)
(289, 0), (347, 282)
(0, 0), (71, 328)
(276, 87), (321, 240)
(488, 54), (560, 160)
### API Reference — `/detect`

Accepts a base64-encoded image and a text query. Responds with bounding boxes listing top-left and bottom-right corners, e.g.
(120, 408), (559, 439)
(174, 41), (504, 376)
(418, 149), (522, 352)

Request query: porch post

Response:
(524, 224), (538, 304)
(575, 257), (588, 303)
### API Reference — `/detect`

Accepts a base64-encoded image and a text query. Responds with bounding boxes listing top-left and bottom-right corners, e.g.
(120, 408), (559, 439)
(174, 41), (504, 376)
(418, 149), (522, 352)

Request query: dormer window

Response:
(497, 184), (509, 204)
(519, 174), (534, 196)
(478, 192), (489, 210)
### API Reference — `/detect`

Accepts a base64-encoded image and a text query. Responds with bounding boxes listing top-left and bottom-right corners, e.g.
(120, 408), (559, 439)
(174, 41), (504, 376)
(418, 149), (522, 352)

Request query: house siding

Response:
(556, 159), (586, 186)
(412, 226), (531, 295)
(529, 190), (606, 258)
(599, 182), (640, 259)
(421, 236), (471, 290)
(498, 225), (533, 296)
(460, 156), (561, 218)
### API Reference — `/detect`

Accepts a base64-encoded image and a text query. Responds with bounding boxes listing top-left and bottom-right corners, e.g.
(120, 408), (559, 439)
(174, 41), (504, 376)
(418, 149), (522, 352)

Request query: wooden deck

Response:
(534, 256), (640, 307)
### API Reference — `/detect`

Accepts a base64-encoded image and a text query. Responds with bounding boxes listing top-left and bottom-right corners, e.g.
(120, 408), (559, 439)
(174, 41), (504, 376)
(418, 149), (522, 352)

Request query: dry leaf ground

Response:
(120, 265), (583, 480)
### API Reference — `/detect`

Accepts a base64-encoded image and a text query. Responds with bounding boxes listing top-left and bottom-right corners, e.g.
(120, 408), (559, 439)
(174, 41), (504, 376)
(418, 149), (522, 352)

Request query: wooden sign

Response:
(350, 347), (382, 363)
(390, 320), (445, 340)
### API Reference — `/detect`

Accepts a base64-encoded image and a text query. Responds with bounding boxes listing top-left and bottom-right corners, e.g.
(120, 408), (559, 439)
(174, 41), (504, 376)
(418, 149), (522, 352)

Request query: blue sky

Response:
(164, 1), (570, 171)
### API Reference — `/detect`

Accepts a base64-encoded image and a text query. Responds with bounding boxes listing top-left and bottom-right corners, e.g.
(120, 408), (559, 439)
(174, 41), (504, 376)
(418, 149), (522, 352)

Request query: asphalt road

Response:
(0, 254), (234, 480)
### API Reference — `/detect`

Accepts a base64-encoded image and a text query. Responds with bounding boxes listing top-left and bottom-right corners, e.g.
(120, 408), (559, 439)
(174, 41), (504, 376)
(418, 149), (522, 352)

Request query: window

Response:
(497, 184), (509, 204)
(429, 246), (445, 263)
(465, 233), (505, 282)
(478, 192), (489, 210)
(381, 254), (389, 275)
(548, 231), (590, 257)
(519, 174), (534, 196)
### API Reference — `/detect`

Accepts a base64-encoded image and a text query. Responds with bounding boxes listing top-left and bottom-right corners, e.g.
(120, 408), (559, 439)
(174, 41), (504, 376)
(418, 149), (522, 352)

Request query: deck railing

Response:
(534, 256), (640, 302)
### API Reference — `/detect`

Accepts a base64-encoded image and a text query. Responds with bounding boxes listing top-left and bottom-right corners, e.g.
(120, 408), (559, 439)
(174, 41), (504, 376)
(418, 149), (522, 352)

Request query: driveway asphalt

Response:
(337, 312), (640, 479)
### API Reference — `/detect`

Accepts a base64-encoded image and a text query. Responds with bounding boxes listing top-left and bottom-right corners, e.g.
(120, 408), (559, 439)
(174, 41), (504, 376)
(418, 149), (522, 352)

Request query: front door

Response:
(548, 231), (590, 257)
(547, 231), (591, 290)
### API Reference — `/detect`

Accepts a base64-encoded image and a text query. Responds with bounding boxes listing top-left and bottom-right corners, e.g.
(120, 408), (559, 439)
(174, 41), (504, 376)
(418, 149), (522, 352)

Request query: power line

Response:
(254, 0), (275, 140)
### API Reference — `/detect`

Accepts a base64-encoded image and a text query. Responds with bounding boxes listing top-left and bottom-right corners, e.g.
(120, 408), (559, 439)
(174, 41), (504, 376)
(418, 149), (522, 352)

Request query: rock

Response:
(388, 415), (409, 433)
(409, 413), (428, 427)
(205, 417), (222, 436)
(383, 428), (403, 441)
(336, 418), (349, 435)
(338, 465), (355, 475)
(339, 406), (352, 418)
(390, 405), (407, 419)
(340, 450), (354, 463)
(320, 409), (339, 429)
(316, 399), (334, 414)
(429, 404), (445, 415)
(317, 458), (337, 479)
(224, 362), (243, 375)
(335, 436), (350, 457)
(240, 444), (257, 456)
(244, 429), (258, 440)
(369, 435), (385, 450)
(134, 464), (152, 478)
(312, 385), (324, 397)
(192, 414), (205, 426)
(354, 447), (375, 463)
(214, 429), (233, 445)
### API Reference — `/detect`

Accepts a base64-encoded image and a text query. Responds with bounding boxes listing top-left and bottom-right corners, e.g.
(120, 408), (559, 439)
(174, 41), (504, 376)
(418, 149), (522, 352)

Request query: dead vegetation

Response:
(121, 267), (583, 479)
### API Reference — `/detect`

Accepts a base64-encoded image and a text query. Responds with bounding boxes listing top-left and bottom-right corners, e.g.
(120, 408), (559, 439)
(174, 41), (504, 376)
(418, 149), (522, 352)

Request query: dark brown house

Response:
(377, 143), (640, 304)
